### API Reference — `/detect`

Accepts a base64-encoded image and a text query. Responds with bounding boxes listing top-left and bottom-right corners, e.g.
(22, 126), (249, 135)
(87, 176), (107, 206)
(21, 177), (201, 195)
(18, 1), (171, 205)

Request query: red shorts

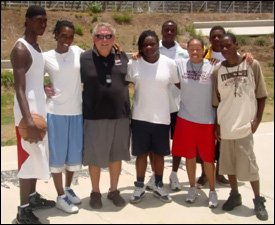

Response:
(172, 117), (215, 162)
(15, 127), (29, 170)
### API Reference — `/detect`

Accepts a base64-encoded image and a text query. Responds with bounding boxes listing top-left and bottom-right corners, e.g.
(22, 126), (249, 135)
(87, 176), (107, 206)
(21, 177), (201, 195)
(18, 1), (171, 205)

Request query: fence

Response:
(1, 1), (274, 13)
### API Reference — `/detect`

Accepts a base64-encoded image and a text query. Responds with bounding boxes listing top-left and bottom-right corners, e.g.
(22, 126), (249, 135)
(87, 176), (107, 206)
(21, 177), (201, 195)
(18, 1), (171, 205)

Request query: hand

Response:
(251, 118), (260, 134)
(131, 52), (140, 60)
(209, 58), (220, 65)
(44, 83), (55, 98)
(215, 124), (221, 141)
(113, 43), (122, 52)
(180, 42), (187, 49)
(24, 124), (44, 143)
(243, 52), (254, 65)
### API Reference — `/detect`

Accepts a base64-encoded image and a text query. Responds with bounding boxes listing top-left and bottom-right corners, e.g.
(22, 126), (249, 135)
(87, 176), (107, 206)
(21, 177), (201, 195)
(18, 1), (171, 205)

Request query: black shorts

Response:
(170, 112), (178, 140)
(131, 119), (170, 156)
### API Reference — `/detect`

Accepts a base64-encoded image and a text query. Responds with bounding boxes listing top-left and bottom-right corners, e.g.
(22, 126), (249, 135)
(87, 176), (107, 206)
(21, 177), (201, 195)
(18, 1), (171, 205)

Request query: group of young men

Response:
(11, 5), (269, 224)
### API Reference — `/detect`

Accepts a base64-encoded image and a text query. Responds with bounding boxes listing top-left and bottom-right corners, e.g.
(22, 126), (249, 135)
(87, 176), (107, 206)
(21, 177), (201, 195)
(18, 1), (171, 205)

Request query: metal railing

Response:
(1, 1), (274, 13)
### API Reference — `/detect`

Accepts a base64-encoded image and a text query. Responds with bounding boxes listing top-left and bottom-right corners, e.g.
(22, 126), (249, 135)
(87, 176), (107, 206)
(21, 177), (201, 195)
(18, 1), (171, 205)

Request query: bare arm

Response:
(251, 97), (266, 133)
(11, 42), (42, 142)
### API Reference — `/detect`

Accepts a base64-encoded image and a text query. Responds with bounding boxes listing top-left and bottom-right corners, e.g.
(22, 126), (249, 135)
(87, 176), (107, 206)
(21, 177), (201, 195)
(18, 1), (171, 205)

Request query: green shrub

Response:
(87, 1), (103, 14)
(254, 37), (268, 46)
(75, 24), (84, 36)
(112, 12), (132, 24)
(89, 25), (94, 34)
(91, 14), (98, 23)
(237, 35), (250, 45)
(267, 61), (274, 67)
(184, 24), (203, 40)
(1, 70), (14, 88)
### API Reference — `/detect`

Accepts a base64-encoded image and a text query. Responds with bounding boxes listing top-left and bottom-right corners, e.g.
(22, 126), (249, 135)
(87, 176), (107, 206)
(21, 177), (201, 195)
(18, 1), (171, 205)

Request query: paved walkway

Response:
(1, 122), (274, 224)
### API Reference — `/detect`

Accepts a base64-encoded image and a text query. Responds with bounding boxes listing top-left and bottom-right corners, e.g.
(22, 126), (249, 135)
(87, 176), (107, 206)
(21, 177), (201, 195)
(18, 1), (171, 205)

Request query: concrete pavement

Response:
(1, 122), (274, 224)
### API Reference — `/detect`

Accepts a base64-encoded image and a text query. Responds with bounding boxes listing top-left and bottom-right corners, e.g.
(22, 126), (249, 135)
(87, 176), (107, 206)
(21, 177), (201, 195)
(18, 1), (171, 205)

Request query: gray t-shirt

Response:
(176, 58), (216, 124)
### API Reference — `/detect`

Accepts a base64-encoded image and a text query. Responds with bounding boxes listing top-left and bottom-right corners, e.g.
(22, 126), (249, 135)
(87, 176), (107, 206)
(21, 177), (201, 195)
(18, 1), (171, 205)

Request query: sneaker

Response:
(186, 187), (198, 203)
(107, 190), (126, 207)
(209, 190), (218, 208)
(153, 182), (172, 203)
(222, 192), (242, 211)
(145, 175), (156, 191)
(29, 192), (56, 210)
(56, 196), (79, 214)
(65, 188), (81, 205)
(196, 175), (208, 188)
(253, 196), (268, 221)
(130, 182), (146, 204)
(16, 205), (41, 224)
(169, 172), (181, 191)
(89, 192), (102, 209)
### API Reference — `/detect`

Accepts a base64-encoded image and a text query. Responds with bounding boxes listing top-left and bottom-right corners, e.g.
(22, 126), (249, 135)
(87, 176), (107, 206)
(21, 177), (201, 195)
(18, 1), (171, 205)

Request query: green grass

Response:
(1, 88), (14, 124)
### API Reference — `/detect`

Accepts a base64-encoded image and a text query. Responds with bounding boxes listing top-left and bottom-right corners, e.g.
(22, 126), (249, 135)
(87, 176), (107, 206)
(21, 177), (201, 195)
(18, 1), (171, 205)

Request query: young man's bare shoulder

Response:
(11, 41), (30, 60)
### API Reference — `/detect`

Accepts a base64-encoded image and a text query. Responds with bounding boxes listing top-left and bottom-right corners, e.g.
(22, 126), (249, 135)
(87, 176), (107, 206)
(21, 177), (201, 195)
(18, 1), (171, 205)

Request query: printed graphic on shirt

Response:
(221, 69), (248, 97)
(180, 70), (212, 82)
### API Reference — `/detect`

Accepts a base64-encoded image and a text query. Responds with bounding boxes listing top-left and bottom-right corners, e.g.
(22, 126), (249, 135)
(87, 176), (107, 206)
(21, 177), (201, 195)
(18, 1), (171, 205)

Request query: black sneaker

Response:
(253, 196), (268, 221)
(29, 193), (56, 210)
(16, 205), (41, 224)
(222, 192), (242, 211)
(196, 175), (207, 188)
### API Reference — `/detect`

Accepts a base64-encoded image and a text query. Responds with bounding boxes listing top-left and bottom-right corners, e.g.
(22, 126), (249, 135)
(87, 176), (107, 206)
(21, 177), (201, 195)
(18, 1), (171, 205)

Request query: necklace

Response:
(225, 63), (240, 97)
(190, 61), (203, 77)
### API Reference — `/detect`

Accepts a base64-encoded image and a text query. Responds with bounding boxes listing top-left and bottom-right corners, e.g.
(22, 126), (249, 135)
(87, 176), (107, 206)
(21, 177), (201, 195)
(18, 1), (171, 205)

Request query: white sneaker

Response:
(186, 187), (198, 203)
(65, 188), (81, 205)
(145, 175), (156, 191)
(209, 190), (218, 208)
(130, 182), (146, 204)
(169, 172), (181, 191)
(153, 182), (172, 203)
(56, 196), (79, 214)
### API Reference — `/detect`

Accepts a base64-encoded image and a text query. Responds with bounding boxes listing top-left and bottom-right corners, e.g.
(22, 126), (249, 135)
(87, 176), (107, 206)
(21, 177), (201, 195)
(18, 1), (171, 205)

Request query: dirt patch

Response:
(1, 9), (274, 59)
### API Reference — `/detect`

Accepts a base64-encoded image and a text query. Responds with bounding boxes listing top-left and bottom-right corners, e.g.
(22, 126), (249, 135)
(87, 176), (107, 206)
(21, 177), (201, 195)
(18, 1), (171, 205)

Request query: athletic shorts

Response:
(47, 114), (83, 173)
(15, 127), (50, 180)
(170, 112), (178, 140)
(131, 119), (170, 156)
(219, 134), (259, 181)
(83, 118), (130, 168)
(196, 141), (220, 164)
(172, 117), (215, 163)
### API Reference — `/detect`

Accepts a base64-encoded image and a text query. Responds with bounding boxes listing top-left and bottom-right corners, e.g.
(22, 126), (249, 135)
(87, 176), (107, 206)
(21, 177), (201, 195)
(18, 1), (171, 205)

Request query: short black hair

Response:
(224, 32), (237, 44)
(209, 26), (226, 36)
(162, 20), (177, 30)
(187, 38), (204, 48)
(137, 30), (159, 55)
(25, 5), (46, 18)
(53, 20), (75, 35)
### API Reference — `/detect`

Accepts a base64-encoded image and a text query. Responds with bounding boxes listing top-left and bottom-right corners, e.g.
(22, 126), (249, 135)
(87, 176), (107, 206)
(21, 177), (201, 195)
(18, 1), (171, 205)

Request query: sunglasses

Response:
(95, 34), (113, 40)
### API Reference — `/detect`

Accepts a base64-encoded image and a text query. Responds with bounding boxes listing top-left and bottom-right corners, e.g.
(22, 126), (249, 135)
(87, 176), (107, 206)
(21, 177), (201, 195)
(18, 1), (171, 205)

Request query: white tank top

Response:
(13, 37), (46, 125)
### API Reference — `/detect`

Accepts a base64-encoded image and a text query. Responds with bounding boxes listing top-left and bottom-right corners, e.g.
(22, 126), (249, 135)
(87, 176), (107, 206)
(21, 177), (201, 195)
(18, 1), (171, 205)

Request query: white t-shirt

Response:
(211, 50), (225, 62)
(43, 45), (84, 115)
(126, 54), (179, 125)
(159, 41), (189, 113)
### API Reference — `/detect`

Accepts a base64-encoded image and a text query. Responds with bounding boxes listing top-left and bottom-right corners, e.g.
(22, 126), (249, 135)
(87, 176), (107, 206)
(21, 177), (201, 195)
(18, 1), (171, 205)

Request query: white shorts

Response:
(17, 135), (50, 180)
